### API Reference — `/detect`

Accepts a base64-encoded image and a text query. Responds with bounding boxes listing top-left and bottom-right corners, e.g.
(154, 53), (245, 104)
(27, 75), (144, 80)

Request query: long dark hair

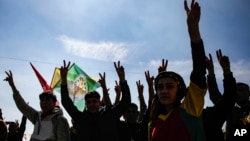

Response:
(149, 71), (187, 138)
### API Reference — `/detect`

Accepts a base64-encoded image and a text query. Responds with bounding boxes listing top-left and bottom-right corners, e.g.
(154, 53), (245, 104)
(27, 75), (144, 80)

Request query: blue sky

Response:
(0, 0), (250, 137)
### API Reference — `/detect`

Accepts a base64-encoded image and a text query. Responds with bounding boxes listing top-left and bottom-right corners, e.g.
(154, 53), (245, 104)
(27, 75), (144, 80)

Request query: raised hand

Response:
(114, 61), (125, 82)
(206, 53), (215, 76)
(145, 71), (154, 87)
(184, 0), (200, 23)
(98, 72), (107, 88)
(136, 80), (146, 118)
(99, 72), (112, 106)
(60, 60), (71, 85)
(145, 70), (154, 103)
(184, 0), (201, 42)
(136, 80), (144, 97)
(4, 70), (14, 86)
(4, 70), (18, 92)
(158, 59), (168, 73)
(99, 72), (110, 94)
(114, 80), (121, 96)
(114, 80), (121, 105)
(99, 72), (109, 94)
(216, 49), (230, 74)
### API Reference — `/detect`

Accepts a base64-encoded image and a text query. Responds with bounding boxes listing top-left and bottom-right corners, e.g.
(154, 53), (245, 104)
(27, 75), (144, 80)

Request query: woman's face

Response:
(156, 77), (178, 106)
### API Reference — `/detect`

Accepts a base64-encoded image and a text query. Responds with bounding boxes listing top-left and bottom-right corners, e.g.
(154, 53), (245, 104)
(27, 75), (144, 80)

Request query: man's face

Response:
(85, 98), (101, 113)
(237, 85), (250, 105)
(123, 107), (139, 124)
(157, 77), (178, 106)
(40, 97), (55, 114)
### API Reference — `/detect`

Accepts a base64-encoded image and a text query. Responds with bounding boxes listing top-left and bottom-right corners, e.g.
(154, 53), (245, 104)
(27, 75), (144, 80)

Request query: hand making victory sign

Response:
(158, 59), (168, 73)
(184, 0), (201, 43)
(114, 61), (126, 83)
(60, 60), (71, 85)
(216, 49), (231, 74)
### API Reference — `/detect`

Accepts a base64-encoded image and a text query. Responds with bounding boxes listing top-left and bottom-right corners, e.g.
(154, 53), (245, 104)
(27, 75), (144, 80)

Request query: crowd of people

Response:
(1, 0), (250, 141)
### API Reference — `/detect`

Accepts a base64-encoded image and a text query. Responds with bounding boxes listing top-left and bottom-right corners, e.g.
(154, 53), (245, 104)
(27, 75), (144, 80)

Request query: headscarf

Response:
(154, 71), (187, 105)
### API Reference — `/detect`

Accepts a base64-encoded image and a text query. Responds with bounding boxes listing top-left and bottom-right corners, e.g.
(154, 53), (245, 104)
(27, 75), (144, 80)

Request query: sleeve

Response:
(13, 91), (38, 124)
(61, 84), (81, 123)
(181, 40), (207, 117)
(57, 116), (71, 141)
(141, 102), (151, 129)
(190, 40), (207, 89)
(138, 93), (147, 122)
(216, 72), (237, 119)
(138, 103), (147, 122)
(112, 81), (131, 118)
(207, 74), (223, 105)
(204, 73), (237, 134)
(181, 81), (207, 117)
(18, 115), (27, 139)
(140, 101), (151, 138)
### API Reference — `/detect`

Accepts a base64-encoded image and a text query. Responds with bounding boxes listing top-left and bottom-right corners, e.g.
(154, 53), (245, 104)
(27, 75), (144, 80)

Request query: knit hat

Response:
(39, 91), (57, 102)
(154, 71), (187, 104)
(84, 91), (101, 100)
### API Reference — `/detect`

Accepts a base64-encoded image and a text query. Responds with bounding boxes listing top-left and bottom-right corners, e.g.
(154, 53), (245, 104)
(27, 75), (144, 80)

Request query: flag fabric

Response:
(51, 63), (101, 111)
(30, 62), (52, 91)
(50, 67), (61, 89)
(30, 63), (60, 106)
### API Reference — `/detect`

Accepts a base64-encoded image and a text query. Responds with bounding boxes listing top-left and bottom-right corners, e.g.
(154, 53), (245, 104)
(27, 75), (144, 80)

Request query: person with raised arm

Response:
(203, 50), (237, 141)
(4, 71), (70, 141)
(98, 72), (112, 107)
(148, 0), (207, 140)
(60, 60), (131, 141)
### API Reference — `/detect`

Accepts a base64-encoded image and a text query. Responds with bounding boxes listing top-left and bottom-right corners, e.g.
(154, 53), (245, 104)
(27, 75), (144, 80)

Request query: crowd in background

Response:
(1, 0), (249, 141)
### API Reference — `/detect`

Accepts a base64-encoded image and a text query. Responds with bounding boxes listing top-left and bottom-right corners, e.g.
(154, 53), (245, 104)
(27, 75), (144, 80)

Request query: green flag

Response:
(51, 63), (100, 111)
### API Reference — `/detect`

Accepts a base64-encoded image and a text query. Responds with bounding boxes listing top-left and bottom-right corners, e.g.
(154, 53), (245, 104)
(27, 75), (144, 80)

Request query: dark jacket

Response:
(61, 81), (131, 141)
(119, 102), (150, 141)
(0, 118), (7, 141)
(226, 103), (250, 141)
(204, 72), (250, 141)
(190, 40), (207, 89)
(203, 72), (237, 141)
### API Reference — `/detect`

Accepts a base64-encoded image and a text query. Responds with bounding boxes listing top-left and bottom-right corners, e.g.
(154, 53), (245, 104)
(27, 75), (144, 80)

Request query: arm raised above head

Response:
(60, 60), (81, 123)
(185, 0), (206, 89)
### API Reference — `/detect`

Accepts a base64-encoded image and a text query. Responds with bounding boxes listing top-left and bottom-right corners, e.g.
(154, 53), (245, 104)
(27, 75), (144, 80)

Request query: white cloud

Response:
(57, 35), (130, 61)
(231, 59), (250, 84)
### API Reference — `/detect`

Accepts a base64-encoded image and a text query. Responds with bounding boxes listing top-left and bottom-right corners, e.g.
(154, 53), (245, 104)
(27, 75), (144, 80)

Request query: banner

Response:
(51, 63), (100, 111)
